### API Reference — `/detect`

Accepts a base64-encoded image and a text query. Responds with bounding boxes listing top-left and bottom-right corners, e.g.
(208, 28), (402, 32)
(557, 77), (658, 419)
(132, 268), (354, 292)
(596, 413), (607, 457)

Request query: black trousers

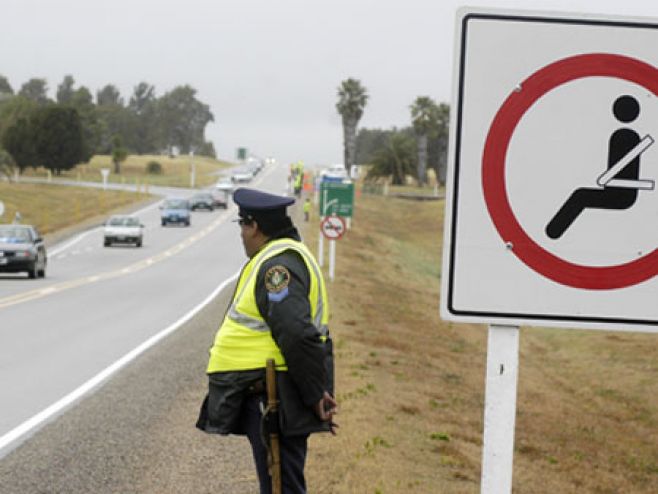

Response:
(241, 393), (310, 494)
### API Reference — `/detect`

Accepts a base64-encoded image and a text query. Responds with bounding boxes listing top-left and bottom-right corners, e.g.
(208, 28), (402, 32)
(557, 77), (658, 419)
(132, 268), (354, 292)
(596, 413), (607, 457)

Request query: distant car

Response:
(160, 198), (191, 226)
(247, 163), (261, 177)
(320, 163), (349, 181)
(231, 168), (254, 183)
(0, 224), (47, 279)
(214, 178), (235, 193)
(190, 192), (215, 211)
(210, 189), (229, 209)
(103, 215), (144, 247)
(246, 158), (263, 176)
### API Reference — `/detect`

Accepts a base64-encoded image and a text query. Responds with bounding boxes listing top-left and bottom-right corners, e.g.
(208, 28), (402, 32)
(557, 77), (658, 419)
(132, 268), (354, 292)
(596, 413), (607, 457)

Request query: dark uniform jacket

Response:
(197, 229), (334, 437)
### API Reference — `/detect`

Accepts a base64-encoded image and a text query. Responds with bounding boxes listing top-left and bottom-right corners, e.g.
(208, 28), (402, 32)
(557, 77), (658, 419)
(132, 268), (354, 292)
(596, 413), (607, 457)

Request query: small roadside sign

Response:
(320, 215), (346, 240)
(320, 182), (354, 217)
(0, 200), (4, 217)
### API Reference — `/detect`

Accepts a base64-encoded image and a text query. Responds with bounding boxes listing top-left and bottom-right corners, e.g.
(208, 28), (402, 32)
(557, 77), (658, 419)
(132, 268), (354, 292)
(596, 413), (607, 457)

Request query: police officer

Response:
(293, 171), (303, 198)
(197, 187), (337, 494)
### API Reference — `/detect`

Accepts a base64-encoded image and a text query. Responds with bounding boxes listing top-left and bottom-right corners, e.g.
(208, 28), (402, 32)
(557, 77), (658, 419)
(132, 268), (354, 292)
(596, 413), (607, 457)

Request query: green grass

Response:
(0, 182), (149, 235)
(21, 154), (233, 188)
(303, 191), (658, 494)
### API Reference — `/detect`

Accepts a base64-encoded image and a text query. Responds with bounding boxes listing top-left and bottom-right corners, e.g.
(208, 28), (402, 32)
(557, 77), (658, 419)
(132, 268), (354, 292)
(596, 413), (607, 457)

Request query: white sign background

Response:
(441, 9), (658, 332)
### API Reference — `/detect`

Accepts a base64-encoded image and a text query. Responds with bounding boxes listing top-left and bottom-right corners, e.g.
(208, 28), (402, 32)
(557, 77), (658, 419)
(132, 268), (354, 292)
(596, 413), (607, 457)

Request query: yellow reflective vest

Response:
(294, 172), (303, 189)
(207, 238), (329, 373)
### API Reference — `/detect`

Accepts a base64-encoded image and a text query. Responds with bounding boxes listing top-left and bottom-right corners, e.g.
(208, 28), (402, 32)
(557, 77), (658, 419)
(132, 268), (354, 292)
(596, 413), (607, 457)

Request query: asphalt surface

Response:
(0, 280), (260, 494)
(0, 192), (246, 439)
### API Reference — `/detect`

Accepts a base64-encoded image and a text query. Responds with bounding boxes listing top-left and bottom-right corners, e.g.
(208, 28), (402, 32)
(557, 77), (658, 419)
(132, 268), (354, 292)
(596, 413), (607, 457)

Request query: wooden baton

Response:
(266, 358), (282, 494)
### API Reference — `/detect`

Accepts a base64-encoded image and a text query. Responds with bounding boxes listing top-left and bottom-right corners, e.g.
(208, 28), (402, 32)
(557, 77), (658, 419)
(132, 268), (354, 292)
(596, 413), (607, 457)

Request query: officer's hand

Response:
(314, 392), (339, 435)
(314, 391), (338, 423)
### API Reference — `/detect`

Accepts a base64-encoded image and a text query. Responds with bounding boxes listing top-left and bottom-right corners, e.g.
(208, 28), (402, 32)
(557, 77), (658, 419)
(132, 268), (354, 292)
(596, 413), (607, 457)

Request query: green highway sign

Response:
(237, 147), (247, 160)
(320, 181), (354, 218)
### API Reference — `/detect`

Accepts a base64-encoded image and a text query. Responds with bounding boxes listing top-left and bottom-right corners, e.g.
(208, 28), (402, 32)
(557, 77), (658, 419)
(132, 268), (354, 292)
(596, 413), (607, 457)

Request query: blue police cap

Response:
(233, 188), (295, 213)
(233, 188), (296, 236)
(233, 188), (295, 217)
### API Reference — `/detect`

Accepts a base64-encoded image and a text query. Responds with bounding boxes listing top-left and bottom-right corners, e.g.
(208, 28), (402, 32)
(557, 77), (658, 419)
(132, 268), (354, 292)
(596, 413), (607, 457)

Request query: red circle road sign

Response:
(482, 53), (658, 290)
(320, 215), (346, 240)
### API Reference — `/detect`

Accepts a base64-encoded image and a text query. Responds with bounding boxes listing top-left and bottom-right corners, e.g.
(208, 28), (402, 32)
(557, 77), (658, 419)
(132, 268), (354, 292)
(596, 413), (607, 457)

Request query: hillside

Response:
(302, 192), (658, 493)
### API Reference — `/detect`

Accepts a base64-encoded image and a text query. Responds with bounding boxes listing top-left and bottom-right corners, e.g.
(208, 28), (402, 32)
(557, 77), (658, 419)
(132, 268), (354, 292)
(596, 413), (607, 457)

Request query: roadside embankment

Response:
(301, 191), (658, 493)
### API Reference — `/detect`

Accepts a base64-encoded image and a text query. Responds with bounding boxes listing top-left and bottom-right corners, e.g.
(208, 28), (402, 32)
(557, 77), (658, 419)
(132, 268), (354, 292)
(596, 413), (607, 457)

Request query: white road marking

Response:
(0, 164), (280, 455)
(0, 213), (232, 310)
(0, 271), (239, 457)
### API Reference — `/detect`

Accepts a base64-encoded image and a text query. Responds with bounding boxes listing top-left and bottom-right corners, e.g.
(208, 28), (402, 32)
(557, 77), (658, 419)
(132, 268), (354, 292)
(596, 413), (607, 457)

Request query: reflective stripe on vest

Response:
(207, 238), (329, 373)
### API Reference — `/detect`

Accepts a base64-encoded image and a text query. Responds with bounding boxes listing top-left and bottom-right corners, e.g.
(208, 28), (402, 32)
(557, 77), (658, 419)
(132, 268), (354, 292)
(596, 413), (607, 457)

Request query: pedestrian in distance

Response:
(197, 187), (337, 494)
(303, 198), (311, 222)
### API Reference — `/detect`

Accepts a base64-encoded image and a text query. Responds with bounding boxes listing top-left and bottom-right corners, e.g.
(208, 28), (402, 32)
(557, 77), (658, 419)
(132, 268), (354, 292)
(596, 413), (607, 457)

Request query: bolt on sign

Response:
(441, 8), (658, 333)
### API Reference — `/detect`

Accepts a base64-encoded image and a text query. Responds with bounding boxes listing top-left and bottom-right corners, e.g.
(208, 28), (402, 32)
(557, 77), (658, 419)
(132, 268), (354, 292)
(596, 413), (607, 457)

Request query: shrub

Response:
(147, 161), (162, 175)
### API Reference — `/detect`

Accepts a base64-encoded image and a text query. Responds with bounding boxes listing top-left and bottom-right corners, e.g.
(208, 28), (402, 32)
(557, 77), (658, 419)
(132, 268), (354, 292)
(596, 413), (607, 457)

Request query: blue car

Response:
(160, 198), (191, 227)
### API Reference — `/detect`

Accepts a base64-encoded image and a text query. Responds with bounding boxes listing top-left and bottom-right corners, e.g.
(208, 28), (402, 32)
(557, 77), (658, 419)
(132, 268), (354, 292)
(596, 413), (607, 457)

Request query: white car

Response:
(103, 215), (144, 247)
(214, 178), (235, 193)
(320, 164), (348, 180)
(231, 167), (254, 183)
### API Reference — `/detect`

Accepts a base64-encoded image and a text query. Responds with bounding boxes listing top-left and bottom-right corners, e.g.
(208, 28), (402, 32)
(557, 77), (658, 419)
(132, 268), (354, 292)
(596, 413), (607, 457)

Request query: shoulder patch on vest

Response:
(264, 265), (291, 293)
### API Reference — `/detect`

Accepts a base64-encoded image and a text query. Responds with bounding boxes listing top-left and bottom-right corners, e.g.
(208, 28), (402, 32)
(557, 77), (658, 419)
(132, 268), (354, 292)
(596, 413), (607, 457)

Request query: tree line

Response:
(0, 75), (215, 175)
(335, 78), (449, 185)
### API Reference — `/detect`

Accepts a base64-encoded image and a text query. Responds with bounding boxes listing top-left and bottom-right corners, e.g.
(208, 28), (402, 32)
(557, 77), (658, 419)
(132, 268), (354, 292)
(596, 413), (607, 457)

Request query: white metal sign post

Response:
(442, 8), (658, 493)
(321, 215), (346, 280)
(481, 324), (519, 493)
(318, 194), (338, 268)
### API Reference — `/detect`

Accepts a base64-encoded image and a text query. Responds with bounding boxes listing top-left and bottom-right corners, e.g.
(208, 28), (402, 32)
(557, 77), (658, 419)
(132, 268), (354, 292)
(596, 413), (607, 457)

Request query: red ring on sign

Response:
(320, 215), (346, 240)
(482, 53), (658, 290)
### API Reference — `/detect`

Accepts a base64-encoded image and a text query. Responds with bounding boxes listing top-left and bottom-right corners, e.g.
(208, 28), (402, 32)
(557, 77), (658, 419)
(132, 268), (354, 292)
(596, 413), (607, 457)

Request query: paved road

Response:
(0, 163), (293, 492)
(0, 282), (259, 494)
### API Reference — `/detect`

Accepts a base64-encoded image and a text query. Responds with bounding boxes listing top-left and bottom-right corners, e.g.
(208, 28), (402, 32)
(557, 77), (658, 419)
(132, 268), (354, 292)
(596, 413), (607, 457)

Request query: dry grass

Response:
(21, 154), (232, 188)
(301, 192), (658, 493)
(0, 182), (148, 235)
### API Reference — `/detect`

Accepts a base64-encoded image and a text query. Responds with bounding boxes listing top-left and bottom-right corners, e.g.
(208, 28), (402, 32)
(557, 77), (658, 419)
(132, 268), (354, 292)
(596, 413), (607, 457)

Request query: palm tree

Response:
(336, 78), (368, 172)
(366, 133), (416, 185)
(435, 103), (450, 185)
(410, 96), (440, 186)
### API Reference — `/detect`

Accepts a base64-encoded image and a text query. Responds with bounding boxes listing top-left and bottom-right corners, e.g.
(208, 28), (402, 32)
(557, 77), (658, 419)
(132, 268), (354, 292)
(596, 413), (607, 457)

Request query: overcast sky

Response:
(1, 0), (656, 166)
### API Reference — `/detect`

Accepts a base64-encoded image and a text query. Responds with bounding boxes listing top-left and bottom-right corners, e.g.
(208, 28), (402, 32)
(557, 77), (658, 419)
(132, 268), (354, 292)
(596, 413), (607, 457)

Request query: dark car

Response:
(0, 224), (47, 278)
(190, 192), (215, 211)
(160, 198), (191, 226)
(210, 189), (229, 209)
